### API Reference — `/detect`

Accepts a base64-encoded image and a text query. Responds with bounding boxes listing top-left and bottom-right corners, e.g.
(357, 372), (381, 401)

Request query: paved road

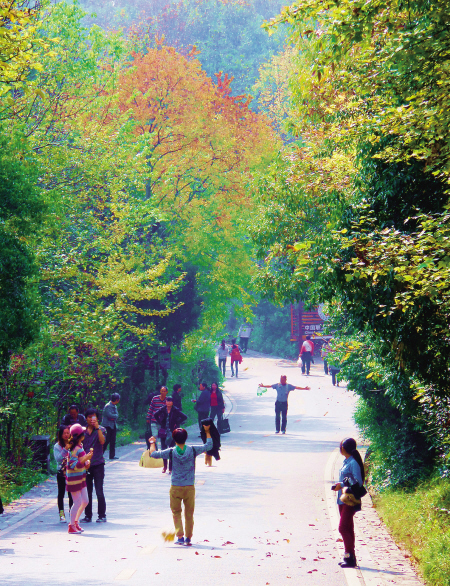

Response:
(1, 353), (363, 586)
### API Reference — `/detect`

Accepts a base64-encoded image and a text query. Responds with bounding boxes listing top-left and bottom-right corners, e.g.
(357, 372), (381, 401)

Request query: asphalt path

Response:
(1, 352), (360, 586)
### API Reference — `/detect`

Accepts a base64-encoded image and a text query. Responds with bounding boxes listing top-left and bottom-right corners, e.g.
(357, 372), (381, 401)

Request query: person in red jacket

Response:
(230, 339), (243, 378)
(299, 335), (315, 375)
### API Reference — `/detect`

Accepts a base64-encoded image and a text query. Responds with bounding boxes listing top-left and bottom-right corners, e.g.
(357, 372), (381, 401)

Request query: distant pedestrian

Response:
(146, 386), (168, 449)
(259, 375), (310, 434)
(154, 397), (188, 474)
(230, 339), (243, 378)
(332, 438), (365, 568)
(330, 365), (341, 386)
(172, 384), (183, 410)
(209, 382), (225, 433)
(321, 340), (331, 375)
(101, 393), (120, 460)
(238, 323), (252, 353)
(217, 340), (228, 376)
(80, 408), (107, 524)
(200, 417), (221, 466)
(299, 336), (315, 375)
(53, 425), (73, 523)
(194, 382), (210, 432)
(63, 423), (94, 534)
(149, 425), (213, 546)
(62, 405), (87, 427)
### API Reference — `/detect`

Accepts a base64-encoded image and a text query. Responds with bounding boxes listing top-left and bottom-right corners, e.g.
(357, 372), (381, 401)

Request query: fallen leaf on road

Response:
(217, 520), (224, 522)
(284, 539), (290, 543)
(212, 556), (222, 558)
(222, 541), (234, 545)
(266, 552), (272, 557)
(280, 513), (284, 515)
(323, 412), (328, 416)
(195, 552), (199, 555)
(69, 550), (79, 553)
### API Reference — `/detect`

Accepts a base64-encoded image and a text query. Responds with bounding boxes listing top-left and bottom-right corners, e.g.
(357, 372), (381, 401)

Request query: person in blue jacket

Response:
(332, 437), (365, 568)
(194, 382), (210, 433)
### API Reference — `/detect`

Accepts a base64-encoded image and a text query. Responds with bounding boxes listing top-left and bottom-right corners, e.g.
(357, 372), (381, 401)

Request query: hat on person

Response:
(70, 423), (86, 435)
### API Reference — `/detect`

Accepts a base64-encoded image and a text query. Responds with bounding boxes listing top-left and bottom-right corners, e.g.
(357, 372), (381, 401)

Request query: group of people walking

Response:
(54, 394), (120, 533)
(216, 339), (243, 377)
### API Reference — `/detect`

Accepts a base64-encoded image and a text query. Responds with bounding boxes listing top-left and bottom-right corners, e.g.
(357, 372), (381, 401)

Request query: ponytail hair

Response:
(340, 437), (365, 484)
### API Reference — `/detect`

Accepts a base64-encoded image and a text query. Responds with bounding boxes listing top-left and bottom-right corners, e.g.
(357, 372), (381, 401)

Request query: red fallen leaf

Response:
(212, 555), (222, 558)
(300, 557), (306, 560)
(275, 530), (280, 533)
(309, 524), (315, 526)
(202, 539), (210, 542)
(217, 519), (224, 522)
(69, 550), (79, 553)
(155, 572), (160, 575)
(195, 552), (199, 555)
(222, 541), (234, 545)
(280, 513), (284, 515)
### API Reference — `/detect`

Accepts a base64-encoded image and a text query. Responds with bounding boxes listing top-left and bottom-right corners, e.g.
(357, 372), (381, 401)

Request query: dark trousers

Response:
(103, 426), (117, 459)
(231, 360), (239, 377)
(197, 411), (209, 431)
(339, 504), (356, 555)
(57, 472), (73, 512)
(84, 463), (106, 519)
(301, 351), (312, 374)
(239, 337), (249, 352)
(330, 368), (341, 386)
(161, 436), (175, 471)
(275, 400), (288, 432)
(218, 358), (226, 376)
(323, 359), (328, 375)
(210, 406), (223, 432)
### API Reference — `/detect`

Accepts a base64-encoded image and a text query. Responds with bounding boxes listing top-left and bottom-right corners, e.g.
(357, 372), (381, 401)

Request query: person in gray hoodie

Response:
(149, 425), (213, 546)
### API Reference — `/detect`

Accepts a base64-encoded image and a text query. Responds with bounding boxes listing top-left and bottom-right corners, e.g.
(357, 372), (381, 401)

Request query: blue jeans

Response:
(231, 360), (239, 377)
(218, 358), (226, 376)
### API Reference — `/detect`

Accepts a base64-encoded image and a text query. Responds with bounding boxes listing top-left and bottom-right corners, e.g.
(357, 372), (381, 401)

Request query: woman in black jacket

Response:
(154, 397), (188, 473)
(209, 382), (225, 433)
(200, 417), (221, 466)
(194, 382), (210, 432)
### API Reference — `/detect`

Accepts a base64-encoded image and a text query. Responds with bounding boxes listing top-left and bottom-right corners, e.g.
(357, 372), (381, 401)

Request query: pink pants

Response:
(70, 487), (89, 525)
(338, 504), (356, 555)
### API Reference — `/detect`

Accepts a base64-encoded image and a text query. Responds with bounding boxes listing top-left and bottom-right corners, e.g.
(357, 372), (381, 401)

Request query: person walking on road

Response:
(332, 437), (365, 568)
(101, 393), (120, 460)
(194, 382), (210, 433)
(149, 425), (213, 546)
(230, 339), (243, 378)
(172, 383), (183, 410)
(238, 323), (252, 353)
(54, 425), (73, 522)
(200, 417), (221, 466)
(146, 386), (168, 449)
(80, 408), (107, 524)
(63, 423), (94, 534)
(154, 396), (188, 474)
(209, 382), (225, 433)
(217, 340), (228, 376)
(321, 340), (331, 375)
(259, 375), (310, 434)
(299, 335), (314, 375)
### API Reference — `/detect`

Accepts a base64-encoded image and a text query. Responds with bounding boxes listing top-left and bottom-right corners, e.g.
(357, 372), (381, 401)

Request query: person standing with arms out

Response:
(217, 340), (228, 377)
(238, 323), (252, 353)
(62, 405), (87, 427)
(209, 382), (225, 433)
(53, 425), (73, 522)
(101, 393), (120, 460)
(194, 382), (210, 433)
(332, 437), (365, 568)
(259, 375), (310, 434)
(149, 425), (213, 546)
(80, 408), (107, 524)
(230, 339), (243, 378)
(299, 335), (315, 375)
(63, 424), (94, 534)
(146, 385), (168, 449)
(154, 396), (188, 474)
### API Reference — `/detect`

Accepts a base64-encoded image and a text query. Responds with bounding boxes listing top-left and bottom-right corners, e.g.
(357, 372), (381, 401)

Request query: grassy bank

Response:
(0, 459), (47, 507)
(374, 476), (450, 586)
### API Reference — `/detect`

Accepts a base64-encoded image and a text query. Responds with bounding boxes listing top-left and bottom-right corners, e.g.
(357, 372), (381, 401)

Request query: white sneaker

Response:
(59, 512), (67, 523)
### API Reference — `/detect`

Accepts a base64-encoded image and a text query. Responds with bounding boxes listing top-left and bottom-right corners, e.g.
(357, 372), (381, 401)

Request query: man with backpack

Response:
(149, 425), (213, 546)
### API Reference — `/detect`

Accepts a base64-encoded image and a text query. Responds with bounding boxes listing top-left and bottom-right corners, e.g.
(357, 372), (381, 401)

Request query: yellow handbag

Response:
(139, 449), (164, 468)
